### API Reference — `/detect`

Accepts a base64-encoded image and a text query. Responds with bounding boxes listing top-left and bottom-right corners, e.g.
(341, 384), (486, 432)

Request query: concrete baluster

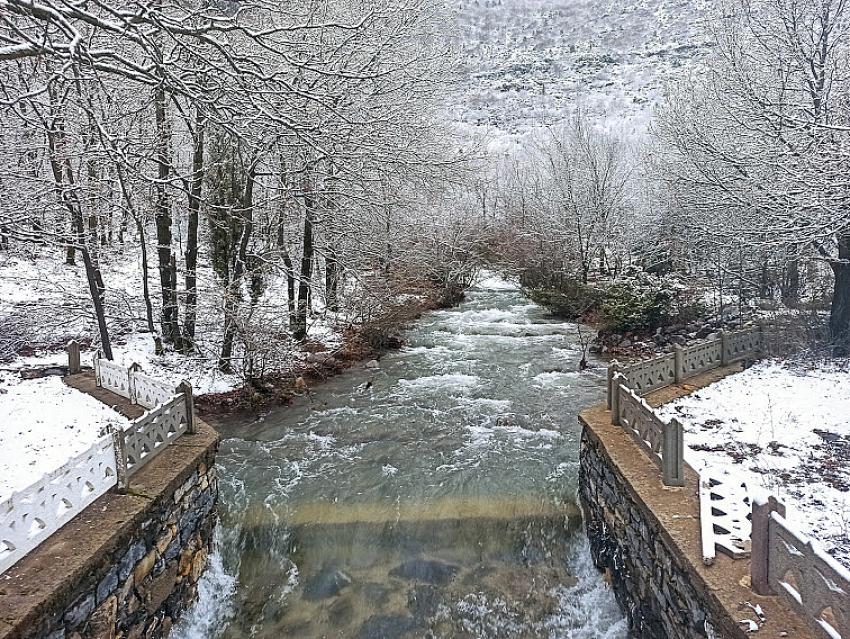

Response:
(110, 424), (130, 493)
(611, 372), (627, 426)
(757, 321), (769, 357)
(662, 418), (685, 487)
(128, 363), (142, 405)
(751, 495), (786, 595)
(720, 331), (730, 366)
(673, 344), (685, 383)
(67, 340), (81, 374)
(177, 380), (195, 434)
(93, 350), (104, 387)
(607, 360), (621, 411)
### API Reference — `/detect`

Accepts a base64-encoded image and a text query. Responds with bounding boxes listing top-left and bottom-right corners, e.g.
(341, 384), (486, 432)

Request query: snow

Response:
(108, 333), (241, 395)
(0, 244), (348, 397)
(0, 371), (129, 501)
(449, 0), (710, 142)
(656, 358), (850, 567)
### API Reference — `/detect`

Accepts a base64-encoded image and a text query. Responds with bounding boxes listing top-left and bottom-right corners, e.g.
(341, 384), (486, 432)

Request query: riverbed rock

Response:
(389, 559), (459, 585)
(407, 585), (441, 620)
(303, 568), (352, 600)
(361, 582), (392, 606)
(365, 359), (380, 369)
(357, 614), (419, 639)
(327, 595), (354, 627)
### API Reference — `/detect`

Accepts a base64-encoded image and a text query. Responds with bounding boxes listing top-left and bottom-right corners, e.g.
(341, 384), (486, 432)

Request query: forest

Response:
(1, 0), (848, 395)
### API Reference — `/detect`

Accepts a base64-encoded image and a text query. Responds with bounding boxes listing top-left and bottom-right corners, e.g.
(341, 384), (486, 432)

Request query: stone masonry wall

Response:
(45, 458), (218, 639)
(579, 427), (742, 639)
(0, 417), (220, 639)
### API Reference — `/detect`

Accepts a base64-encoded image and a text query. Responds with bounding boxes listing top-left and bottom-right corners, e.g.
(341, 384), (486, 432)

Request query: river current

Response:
(173, 277), (627, 638)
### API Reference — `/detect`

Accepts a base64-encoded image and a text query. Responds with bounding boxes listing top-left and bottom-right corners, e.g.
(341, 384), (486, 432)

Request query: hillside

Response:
(450, 0), (710, 138)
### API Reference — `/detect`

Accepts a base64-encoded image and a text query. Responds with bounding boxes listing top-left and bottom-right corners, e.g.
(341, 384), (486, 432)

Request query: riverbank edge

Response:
(195, 281), (467, 414)
(0, 374), (220, 639)
(578, 366), (816, 639)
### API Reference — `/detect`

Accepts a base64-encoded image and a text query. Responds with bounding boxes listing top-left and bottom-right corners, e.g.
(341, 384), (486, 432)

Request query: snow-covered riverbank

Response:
(657, 358), (850, 567)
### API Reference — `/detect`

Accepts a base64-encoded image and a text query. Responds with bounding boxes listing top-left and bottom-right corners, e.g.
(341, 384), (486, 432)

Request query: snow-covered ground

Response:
(0, 371), (129, 501)
(0, 246), (349, 396)
(656, 359), (850, 567)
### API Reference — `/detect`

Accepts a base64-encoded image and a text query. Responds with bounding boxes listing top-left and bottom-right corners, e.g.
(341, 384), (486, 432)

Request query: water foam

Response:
(542, 538), (629, 638)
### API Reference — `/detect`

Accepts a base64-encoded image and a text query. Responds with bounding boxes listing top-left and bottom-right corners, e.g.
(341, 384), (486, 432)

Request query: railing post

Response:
(757, 321), (768, 357)
(751, 495), (786, 595)
(611, 373), (626, 426)
(109, 425), (130, 493)
(607, 360), (621, 411)
(67, 340), (81, 374)
(720, 331), (730, 366)
(177, 380), (195, 434)
(674, 344), (685, 383)
(93, 350), (103, 387)
(128, 363), (142, 404)
(662, 418), (685, 487)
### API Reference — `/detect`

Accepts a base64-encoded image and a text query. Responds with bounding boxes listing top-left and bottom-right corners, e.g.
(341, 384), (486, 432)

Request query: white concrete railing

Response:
(0, 355), (195, 576)
(606, 325), (765, 409)
(92, 352), (195, 486)
(0, 437), (117, 574)
(752, 497), (850, 639)
(114, 393), (191, 481)
(611, 374), (684, 487)
(604, 327), (848, 633)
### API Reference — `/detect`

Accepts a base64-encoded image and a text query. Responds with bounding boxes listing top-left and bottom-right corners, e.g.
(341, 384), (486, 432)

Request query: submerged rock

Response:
(389, 559), (459, 585)
(357, 614), (419, 639)
(361, 582), (392, 606)
(327, 595), (354, 627)
(302, 568), (352, 600)
(407, 584), (441, 620)
(365, 359), (380, 369)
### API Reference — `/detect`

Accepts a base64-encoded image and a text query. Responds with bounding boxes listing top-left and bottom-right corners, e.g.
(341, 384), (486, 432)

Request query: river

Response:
(173, 277), (627, 638)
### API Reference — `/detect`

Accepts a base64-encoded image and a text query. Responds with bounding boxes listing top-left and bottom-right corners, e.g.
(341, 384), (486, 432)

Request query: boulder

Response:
(303, 568), (352, 600)
(389, 559), (458, 585)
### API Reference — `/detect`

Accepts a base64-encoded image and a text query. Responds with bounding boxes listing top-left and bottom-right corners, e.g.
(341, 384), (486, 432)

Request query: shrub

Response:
(599, 271), (705, 333)
(527, 280), (605, 319)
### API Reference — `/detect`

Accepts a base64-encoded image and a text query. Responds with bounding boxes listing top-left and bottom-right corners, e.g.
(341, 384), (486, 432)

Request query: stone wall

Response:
(579, 427), (735, 639)
(0, 419), (219, 639)
(577, 370), (816, 639)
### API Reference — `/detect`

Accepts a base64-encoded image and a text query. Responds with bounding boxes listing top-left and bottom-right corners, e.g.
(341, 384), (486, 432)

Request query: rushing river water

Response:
(174, 278), (627, 639)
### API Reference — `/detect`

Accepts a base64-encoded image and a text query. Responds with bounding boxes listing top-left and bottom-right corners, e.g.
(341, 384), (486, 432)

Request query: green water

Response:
(173, 279), (627, 638)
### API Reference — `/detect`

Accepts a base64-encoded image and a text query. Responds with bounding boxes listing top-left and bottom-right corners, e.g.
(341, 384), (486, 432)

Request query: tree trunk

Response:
(782, 258), (800, 306)
(325, 247), (339, 312)
(65, 228), (76, 265)
(759, 260), (771, 298)
(829, 234), (850, 356)
(219, 163), (256, 373)
(115, 164), (156, 338)
(44, 98), (113, 359)
(182, 111), (205, 351)
(293, 184), (315, 341)
(277, 223), (297, 326)
(154, 84), (180, 347)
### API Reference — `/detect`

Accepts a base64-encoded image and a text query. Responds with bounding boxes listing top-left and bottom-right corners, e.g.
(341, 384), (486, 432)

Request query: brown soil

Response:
(194, 281), (466, 414)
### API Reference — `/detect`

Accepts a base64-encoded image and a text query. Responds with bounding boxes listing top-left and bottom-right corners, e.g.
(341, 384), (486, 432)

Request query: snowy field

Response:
(0, 371), (129, 501)
(656, 359), (850, 567)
